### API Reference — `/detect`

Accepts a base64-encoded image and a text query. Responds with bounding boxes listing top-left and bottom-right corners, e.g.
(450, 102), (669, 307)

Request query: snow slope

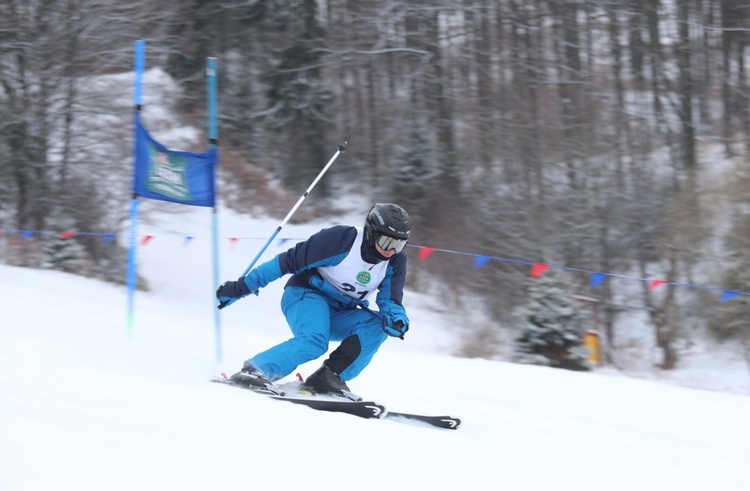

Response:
(1, 208), (750, 491)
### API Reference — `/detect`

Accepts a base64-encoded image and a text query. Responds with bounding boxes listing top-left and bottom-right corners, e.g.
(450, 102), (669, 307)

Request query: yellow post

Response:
(584, 330), (600, 364)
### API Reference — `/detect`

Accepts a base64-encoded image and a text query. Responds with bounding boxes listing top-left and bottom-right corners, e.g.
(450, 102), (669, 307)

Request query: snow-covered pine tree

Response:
(42, 209), (88, 274)
(513, 270), (591, 371)
(390, 121), (441, 206)
(253, 0), (333, 195)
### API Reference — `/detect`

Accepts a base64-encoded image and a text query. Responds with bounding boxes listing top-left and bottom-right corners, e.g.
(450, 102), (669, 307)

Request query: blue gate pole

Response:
(126, 39), (146, 337)
(206, 57), (222, 363)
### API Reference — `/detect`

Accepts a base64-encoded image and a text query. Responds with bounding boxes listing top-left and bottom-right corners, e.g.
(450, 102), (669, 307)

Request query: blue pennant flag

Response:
(474, 255), (492, 269)
(720, 290), (741, 302)
(590, 272), (608, 287)
(133, 114), (218, 207)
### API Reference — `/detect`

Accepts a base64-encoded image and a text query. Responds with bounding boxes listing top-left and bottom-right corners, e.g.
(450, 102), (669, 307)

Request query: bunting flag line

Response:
(1, 229), (121, 243)
(2, 226), (749, 301)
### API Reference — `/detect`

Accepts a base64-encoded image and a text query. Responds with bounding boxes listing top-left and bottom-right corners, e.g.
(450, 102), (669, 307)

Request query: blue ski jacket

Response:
(242, 225), (408, 318)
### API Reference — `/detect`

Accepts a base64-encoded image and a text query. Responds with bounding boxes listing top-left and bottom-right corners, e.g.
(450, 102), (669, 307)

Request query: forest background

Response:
(2, 0), (750, 375)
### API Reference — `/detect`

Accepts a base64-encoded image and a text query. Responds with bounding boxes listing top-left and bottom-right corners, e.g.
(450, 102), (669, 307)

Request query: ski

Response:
(272, 397), (386, 419)
(211, 375), (461, 429)
(211, 375), (384, 419)
(385, 412), (461, 430)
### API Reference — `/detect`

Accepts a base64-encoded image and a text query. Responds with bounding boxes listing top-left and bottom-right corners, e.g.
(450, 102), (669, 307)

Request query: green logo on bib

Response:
(356, 271), (372, 284)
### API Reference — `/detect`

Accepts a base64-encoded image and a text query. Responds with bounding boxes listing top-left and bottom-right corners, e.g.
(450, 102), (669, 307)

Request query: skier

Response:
(216, 203), (411, 397)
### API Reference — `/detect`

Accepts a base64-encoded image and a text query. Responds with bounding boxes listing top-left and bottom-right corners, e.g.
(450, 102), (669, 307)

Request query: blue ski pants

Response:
(248, 286), (389, 382)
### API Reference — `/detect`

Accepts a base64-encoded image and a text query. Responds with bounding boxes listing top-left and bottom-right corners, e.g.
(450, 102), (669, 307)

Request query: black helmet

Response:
(364, 203), (411, 259)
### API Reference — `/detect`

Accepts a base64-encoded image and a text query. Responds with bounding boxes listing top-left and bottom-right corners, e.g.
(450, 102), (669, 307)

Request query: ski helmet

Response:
(364, 203), (411, 259)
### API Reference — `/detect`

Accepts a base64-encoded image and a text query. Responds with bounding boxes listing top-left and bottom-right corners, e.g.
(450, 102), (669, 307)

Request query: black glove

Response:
(216, 278), (256, 309)
(382, 314), (409, 340)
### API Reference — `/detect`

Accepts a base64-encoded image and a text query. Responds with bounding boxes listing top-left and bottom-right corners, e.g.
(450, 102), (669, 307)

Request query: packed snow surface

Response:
(1, 208), (749, 491)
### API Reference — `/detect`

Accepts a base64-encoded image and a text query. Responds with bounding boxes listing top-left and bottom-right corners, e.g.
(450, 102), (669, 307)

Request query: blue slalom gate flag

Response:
(133, 114), (218, 207)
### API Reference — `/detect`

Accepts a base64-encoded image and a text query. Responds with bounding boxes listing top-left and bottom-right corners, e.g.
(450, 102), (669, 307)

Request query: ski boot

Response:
(229, 363), (284, 396)
(303, 364), (361, 401)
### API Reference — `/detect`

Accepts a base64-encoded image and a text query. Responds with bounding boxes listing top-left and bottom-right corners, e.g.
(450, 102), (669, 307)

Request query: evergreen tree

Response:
(513, 271), (591, 371)
(389, 121), (441, 219)
(707, 211), (750, 346)
(42, 210), (87, 274)
(255, 0), (333, 194)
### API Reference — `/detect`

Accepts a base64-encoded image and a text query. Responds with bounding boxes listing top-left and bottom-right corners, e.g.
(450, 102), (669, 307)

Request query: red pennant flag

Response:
(59, 230), (76, 239)
(418, 247), (436, 260)
(140, 235), (154, 246)
(531, 263), (550, 278)
(648, 279), (667, 290)
(229, 237), (239, 251)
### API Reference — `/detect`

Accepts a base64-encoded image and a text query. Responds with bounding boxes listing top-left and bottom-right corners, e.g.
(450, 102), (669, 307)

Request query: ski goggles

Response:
(375, 233), (408, 253)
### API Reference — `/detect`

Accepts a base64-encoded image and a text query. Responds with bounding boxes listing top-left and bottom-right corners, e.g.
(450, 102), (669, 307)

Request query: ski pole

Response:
(218, 142), (347, 310)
